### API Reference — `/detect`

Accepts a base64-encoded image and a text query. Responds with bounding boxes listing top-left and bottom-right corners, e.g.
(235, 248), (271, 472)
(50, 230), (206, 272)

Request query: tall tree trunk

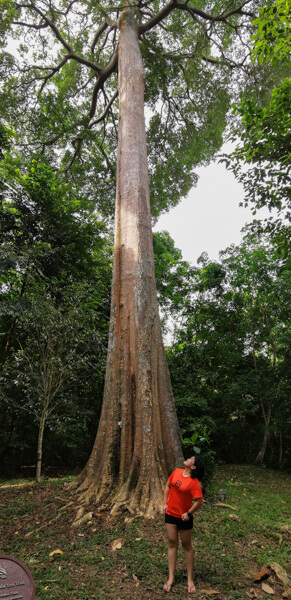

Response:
(76, 8), (183, 517)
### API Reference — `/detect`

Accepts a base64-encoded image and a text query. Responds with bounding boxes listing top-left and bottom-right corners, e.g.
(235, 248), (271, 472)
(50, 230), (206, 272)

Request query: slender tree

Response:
(2, 0), (261, 514)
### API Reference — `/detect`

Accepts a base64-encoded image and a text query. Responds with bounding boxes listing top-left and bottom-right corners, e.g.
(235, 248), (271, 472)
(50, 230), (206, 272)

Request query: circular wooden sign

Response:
(0, 555), (35, 600)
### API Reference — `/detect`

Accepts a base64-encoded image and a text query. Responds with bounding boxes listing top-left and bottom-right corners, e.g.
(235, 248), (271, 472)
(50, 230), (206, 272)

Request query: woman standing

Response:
(163, 456), (204, 594)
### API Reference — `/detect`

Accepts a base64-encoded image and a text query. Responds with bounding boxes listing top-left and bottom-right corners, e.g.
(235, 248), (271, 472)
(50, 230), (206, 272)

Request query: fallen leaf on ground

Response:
(132, 574), (139, 583)
(112, 539), (122, 551)
(201, 590), (220, 595)
(262, 583), (274, 594)
(49, 549), (63, 557)
(254, 566), (270, 582)
(251, 540), (258, 545)
(229, 513), (239, 520)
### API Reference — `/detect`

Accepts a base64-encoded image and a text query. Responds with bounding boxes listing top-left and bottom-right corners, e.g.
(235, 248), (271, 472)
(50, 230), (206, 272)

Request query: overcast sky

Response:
(153, 153), (269, 266)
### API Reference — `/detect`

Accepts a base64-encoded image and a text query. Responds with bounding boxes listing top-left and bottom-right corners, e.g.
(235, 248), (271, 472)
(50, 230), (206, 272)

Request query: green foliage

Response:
(0, 153), (112, 472)
(251, 0), (291, 64)
(226, 78), (291, 224)
(183, 424), (212, 456)
(223, 0), (291, 252)
(168, 234), (291, 468)
(183, 424), (216, 490)
(0, 0), (19, 47)
(153, 230), (194, 327)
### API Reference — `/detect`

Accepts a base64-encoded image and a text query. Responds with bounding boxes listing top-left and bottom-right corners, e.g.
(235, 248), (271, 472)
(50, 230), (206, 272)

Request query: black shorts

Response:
(165, 513), (193, 530)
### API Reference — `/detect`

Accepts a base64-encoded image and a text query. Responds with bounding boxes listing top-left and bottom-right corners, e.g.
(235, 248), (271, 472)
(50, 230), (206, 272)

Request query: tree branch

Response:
(138, 0), (176, 35)
(88, 49), (118, 120)
(12, 19), (48, 29)
(89, 89), (118, 129)
(15, 1), (102, 73)
(64, 86), (118, 173)
(91, 21), (109, 53)
(38, 55), (72, 92)
(175, 0), (255, 23)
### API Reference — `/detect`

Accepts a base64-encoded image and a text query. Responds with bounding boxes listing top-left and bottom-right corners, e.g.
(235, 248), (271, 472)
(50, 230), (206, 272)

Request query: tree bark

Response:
(76, 8), (183, 517)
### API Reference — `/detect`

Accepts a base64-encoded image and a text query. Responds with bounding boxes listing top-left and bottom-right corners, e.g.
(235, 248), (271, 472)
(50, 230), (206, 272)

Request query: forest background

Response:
(0, 0), (290, 485)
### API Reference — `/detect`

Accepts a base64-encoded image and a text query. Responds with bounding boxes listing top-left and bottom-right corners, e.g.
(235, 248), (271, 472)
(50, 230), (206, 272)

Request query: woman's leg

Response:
(164, 523), (178, 592)
(179, 529), (195, 594)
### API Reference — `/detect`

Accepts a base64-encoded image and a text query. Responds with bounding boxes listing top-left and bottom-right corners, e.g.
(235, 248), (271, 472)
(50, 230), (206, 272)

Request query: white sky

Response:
(153, 155), (270, 266)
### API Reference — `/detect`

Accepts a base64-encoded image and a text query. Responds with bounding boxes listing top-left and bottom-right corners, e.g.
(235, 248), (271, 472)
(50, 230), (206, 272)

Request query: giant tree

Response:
(1, 0), (262, 514)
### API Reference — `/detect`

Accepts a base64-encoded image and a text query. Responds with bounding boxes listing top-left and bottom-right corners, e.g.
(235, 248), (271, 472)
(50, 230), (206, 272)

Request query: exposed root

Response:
(268, 563), (291, 595)
(70, 469), (165, 520)
(75, 506), (85, 521)
(71, 511), (93, 529)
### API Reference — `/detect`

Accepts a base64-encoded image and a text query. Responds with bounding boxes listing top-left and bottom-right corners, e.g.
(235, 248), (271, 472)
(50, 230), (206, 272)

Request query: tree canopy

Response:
(1, 0), (261, 217)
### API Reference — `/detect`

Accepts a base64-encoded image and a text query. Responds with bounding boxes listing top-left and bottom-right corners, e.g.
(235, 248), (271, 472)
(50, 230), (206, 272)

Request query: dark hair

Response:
(191, 456), (205, 480)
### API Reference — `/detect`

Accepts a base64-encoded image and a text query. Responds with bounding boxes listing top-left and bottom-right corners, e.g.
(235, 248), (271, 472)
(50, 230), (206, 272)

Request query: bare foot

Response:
(163, 579), (175, 593)
(188, 582), (196, 594)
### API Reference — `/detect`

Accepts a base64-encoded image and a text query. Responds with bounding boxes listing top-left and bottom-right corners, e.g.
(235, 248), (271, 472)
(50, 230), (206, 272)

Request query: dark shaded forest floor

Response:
(1, 465), (290, 600)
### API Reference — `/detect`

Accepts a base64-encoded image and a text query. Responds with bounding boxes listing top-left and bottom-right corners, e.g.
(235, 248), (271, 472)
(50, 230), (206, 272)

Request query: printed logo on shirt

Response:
(174, 480), (182, 489)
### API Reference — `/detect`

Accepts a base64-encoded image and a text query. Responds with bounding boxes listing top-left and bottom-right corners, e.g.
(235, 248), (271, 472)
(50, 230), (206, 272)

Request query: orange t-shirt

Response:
(167, 468), (203, 518)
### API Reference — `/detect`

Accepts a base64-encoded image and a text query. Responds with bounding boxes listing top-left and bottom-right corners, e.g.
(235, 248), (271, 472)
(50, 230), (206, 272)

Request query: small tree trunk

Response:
(279, 432), (283, 468)
(36, 407), (47, 482)
(256, 400), (272, 464)
(76, 8), (183, 516)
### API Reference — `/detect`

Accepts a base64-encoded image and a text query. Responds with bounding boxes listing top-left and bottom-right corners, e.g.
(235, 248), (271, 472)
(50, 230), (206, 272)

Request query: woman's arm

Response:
(181, 497), (203, 521)
(163, 480), (171, 513)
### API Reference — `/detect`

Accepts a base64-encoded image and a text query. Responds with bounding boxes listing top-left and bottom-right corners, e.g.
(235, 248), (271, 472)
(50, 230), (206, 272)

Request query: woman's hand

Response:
(163, 503), (168, 513)
(181, 512), (190, 521)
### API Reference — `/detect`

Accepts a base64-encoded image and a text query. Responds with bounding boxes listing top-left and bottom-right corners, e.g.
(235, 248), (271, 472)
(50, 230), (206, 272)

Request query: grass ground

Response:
(0, 465), (290, 600)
